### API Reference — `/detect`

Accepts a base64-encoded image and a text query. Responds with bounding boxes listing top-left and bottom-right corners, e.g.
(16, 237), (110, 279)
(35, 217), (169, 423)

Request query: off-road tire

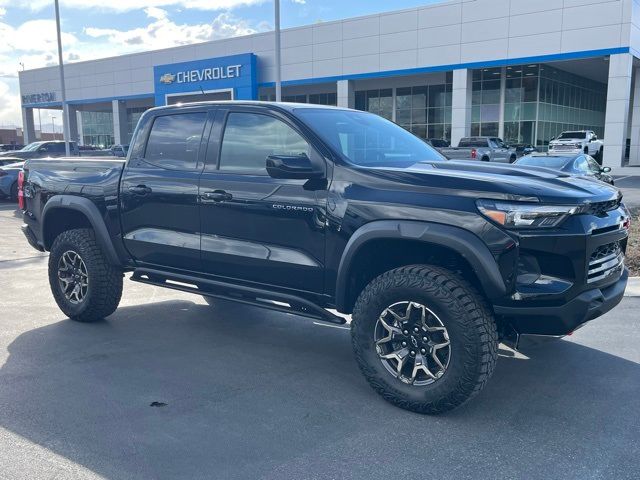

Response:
(48, 228), (123, 322)
(351, 265), (498, 414)
(480, 156), (490, 162)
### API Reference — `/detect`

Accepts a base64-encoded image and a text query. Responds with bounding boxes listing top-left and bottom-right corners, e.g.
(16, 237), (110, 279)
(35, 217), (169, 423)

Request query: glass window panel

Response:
(521, 102), (537, 121)
(481, 122), (499, 137)
(412, 86), (427, 109)
(505, 78), (522, 103)
(355, 91), (366, 111)
(428, 108), (445, 124)
(220, 113), (309, 173)
(504, 103), (521, 122)
(412, 108), (426, 124)
(481, 104), (500, 122)
(429, 84), (446, 108)
(472, 105), (481, 122)
(411, 124), (427, 139)
(471, 123), (480, 136)
(145, 112), (207, 170)
(396, 87), (412, 108)
(396, 109), (411, 125)
(428, 124), (444, 140)
(522, 76), (538, 102)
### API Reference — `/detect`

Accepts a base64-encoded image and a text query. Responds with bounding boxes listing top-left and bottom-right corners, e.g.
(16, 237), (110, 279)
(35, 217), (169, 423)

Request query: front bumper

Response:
(494, 268), (628, 335)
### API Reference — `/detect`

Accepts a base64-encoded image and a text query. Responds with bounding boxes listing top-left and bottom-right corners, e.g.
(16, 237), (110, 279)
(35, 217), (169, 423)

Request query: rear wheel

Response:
(509, 154), (516, 164)
(351, 265), (498, 414)
(48, 228), (123, 322)
(480, 156), (490, 162)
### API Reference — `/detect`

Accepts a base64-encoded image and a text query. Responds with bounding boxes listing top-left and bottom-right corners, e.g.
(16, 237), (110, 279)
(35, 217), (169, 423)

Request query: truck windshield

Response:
(295, 108), (445, 168)
(517, 155), (572, 168)
(21, 142), (45, 152)
(557, 131), (585, 140)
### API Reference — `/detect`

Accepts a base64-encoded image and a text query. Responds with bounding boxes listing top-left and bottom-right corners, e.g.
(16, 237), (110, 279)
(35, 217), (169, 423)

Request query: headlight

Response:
(575, 143), (582, 148)
(477, 200), (578, 228)
(548, 144), (554, 149)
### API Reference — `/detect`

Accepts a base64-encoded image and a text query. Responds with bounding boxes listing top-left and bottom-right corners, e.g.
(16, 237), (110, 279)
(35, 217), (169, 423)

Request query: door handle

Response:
(201, 190), (232, 202)
(128, 185), (152, 195)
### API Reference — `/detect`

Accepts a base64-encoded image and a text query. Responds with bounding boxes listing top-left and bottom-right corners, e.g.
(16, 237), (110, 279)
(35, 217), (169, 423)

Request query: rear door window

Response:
(144, 112), (207, 170)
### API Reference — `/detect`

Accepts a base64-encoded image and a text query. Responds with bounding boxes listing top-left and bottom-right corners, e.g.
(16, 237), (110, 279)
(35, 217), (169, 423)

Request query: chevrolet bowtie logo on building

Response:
(159, 73), (176, 84)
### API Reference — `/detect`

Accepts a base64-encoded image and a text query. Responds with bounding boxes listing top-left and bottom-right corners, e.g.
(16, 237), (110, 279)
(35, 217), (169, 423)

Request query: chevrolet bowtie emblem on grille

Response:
(159, 73), (176, 84)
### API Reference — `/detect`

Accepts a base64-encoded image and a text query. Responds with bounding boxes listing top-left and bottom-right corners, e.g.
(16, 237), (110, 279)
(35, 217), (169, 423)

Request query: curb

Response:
(625, 276), (640, 297)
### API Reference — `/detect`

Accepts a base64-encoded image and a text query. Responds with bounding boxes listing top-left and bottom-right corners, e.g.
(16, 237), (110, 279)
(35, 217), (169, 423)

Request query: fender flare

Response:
(335, 220), (507, 312)
(42, 195), (122, 266)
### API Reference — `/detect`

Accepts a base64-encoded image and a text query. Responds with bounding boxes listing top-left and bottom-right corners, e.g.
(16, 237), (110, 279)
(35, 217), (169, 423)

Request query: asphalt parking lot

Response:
(614, 174), (640, 208)
(0, 201), (639, 480)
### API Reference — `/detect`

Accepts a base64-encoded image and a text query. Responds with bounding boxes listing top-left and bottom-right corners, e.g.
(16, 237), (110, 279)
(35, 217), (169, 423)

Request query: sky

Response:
(0, 0), (442, 131)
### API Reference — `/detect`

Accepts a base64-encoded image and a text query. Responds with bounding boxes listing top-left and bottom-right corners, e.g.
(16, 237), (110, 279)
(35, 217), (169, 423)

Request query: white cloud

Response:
(0, 79), (21, 126)
(0, 0), (268, 13)
(84, 11), (262, 51)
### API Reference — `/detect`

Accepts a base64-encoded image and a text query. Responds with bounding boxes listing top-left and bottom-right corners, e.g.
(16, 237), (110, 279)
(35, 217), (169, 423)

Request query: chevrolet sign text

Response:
(161, 64), (243, 85)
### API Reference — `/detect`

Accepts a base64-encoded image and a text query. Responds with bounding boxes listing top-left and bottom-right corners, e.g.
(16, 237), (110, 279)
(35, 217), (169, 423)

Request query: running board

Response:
(130, 267), (346, 325)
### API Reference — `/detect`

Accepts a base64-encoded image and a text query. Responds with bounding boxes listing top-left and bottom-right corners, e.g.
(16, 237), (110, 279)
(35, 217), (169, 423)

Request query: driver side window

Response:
(219, 112), (309, 174)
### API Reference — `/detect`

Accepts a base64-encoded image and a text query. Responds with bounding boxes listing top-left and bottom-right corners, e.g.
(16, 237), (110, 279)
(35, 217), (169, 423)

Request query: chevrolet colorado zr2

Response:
(19, 102), (630, 414)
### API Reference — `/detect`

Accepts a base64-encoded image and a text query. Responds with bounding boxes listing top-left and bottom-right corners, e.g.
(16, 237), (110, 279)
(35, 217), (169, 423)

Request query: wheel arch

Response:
(42, 195), (122, 266)
(334, 221), (507, 313)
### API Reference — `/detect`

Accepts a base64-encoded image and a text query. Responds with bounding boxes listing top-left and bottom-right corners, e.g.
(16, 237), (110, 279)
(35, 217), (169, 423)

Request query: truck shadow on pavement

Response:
(1, 299), (638, 479)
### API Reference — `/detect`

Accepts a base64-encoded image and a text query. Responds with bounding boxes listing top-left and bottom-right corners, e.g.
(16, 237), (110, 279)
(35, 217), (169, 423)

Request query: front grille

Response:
(587, 241), (624, 284)
(552, 145), (578, 151)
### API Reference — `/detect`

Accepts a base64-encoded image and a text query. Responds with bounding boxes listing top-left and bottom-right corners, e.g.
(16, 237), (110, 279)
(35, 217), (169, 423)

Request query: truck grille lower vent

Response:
(587, 242), (624, 284)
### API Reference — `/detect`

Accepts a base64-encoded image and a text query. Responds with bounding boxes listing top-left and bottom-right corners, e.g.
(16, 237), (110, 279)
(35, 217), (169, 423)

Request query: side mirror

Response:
(266, 154), (322, 179)
(601, 166), (612, 173)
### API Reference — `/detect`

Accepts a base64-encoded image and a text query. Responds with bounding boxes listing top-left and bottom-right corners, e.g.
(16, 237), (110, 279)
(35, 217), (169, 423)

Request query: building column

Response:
(112, 100), (128, 145)
(498, 66), (506, 139)
(337, 80), (355, 109)
(22, 107), (36, 144)
(67, 105), (79, 144)
(451, 69), (472, 146)
(603, 53), (633, 168)
(629, 67), (640, 166)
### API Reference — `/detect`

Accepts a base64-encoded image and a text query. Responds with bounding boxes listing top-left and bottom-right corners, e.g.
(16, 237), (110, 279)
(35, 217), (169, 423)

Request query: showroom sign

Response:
(159, 65), (243, 85)
(153, 53), (256, 105)
(21, 92), (56, 105)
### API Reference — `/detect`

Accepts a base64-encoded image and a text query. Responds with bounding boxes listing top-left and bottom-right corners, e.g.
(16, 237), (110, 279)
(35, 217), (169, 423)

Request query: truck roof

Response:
(146, 100), (349, 114)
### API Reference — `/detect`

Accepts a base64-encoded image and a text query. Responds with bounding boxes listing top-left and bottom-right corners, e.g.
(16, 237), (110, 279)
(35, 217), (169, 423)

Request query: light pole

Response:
(54, 0), (71, 155)
(51, 116), (56, 138)
(274, 0), (282, 102)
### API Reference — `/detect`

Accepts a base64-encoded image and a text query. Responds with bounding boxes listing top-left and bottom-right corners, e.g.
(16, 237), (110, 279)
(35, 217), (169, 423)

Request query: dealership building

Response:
(17, 0), (640, 167)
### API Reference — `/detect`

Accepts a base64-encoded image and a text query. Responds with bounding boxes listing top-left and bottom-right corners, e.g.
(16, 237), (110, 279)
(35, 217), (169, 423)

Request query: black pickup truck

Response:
(20, 102), (630, 414)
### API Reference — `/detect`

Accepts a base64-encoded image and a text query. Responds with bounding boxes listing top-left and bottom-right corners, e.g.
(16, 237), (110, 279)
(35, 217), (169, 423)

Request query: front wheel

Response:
(351, 265), (498, 414)
(48, 228), (123, 322)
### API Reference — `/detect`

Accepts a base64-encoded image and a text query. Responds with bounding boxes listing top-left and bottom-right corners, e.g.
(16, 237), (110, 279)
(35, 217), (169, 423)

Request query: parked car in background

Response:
(548, 130), (604, 163)
(426, 138), (450, 148)
(0, 141), (79, 160)
(0, 144), (24, 152)
(0, 157), (23, 167)
(0, 161), (24, 201)
(439, 136), (517, 163)
(515, 153), (614, 185)
(513, 144), (538, 157)
(110, 144), (129, 157)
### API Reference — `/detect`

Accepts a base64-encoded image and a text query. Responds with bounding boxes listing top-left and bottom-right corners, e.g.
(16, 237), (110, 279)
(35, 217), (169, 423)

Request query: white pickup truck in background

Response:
(548, 130), (604, 163)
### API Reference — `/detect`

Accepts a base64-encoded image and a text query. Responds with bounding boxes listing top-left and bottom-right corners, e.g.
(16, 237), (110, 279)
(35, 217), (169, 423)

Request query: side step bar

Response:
(131, 267), (346, 325)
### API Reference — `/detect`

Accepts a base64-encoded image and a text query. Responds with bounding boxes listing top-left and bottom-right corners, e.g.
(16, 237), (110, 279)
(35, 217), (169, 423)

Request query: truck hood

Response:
(549, 139), (583, 145)
(368, 160), (620, 205)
